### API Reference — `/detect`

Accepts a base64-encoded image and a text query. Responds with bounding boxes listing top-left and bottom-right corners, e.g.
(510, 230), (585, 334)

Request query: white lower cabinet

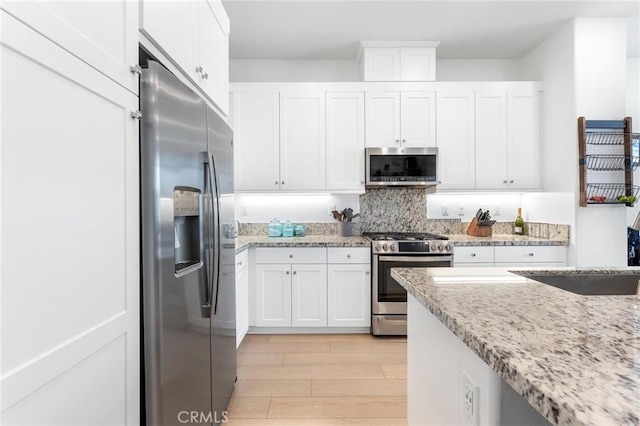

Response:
(292, 265), (328, 327)
(454, 245), (567, 267)
(327, 264), (371, 327)
(252, 247), (371, 330)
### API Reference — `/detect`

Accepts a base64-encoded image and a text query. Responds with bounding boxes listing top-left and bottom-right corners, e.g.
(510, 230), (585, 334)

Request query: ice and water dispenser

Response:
(173, 188), (201, 274)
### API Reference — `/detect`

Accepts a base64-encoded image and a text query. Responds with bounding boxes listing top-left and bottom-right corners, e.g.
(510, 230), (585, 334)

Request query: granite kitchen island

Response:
(391, 266), (640, 426)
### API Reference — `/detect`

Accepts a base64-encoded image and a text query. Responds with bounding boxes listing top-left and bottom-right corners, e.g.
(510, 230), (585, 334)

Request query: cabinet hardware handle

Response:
(360, 181), (365, 184)
(395, 139), (400, 143)
(281, 181), (285, 185)
(347, 254), (351, 258)
(402, 139), (406, 143)
(471, 253), (476, 257)
(365, 271), (370, 275)
(130, 65), (142, 75)
(503, 180), (508, 184)
(293, 271), (297, 275)
(528, 253), (534, 256)
(509, 180), (514, 184)
(195, 65), (203, 73)
(275, 181), (278, 185)
(202, 72), (209, 80)
(286, 270), (290, 274)
(237, 261), (242, 266)
(131, 110), (142, 120)
(289, 254), (293, 258)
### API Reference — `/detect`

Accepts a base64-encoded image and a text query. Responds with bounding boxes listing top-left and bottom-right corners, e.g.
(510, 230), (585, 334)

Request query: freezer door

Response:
(141, 61), (212, 426)
(207, 107), (237, 418)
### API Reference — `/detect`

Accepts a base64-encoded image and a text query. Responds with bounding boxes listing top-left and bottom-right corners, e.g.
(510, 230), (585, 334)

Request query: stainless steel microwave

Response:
(365, 147), (438, 189)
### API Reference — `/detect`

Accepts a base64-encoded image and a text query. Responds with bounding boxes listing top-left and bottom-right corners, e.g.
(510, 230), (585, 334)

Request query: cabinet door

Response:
(508, 90), (540, 189)
(280, 93), (326, 190)
(436, 91), (476, 189)
(2, 0), (138, 94)
(232, 92), (280, 191)
(365, 92), (401, 147)
(363, 48), (400, 81)
(401, 91), (436, 147)
(291, 265), (328, 327)
(326, 92), (365, 191)
(255, 264), (292, 327)
(400, 48), (436, 81)
(327, 264), (371, 327)
(140, 0), (197, 82)
(475, 91), (509, 189)
(1, 12), (139, 424)
(198, 0), (229, 115)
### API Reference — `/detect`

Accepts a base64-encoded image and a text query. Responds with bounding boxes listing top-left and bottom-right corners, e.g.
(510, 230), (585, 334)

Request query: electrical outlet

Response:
(458, 205), (465, 217)
(442, 204), (449, 216)
(494, 205), (501, 216)
(240, 204), (248, 216)
(328, 204), (337, 216)
(462, 372), (479, 426)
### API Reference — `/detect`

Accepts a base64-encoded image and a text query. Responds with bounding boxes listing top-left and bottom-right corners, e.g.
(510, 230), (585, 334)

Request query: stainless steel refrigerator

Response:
(140, 61), (236, 425)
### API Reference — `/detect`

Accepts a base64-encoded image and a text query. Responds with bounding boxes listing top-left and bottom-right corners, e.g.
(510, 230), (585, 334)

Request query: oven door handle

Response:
(378, 255), (453, 263)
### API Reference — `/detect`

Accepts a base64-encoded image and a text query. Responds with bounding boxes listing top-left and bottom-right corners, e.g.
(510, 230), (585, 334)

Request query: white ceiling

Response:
(222, 0), (640, 60)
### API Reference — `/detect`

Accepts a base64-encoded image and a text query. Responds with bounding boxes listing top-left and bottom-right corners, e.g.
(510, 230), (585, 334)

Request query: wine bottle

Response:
(514, 208), (524, 235)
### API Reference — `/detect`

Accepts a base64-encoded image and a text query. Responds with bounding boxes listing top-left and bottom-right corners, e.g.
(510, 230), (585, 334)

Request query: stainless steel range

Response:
(363, 232), (453, 336)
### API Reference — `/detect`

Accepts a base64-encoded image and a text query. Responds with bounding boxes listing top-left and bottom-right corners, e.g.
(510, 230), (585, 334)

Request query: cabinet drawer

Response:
(453, 246), (494, 263)
(255, 247), (327, 264)
(327, 247), (371, 264)
(494, 246), (567, 263)
(454, 262), (495, 268)
(235, 249), (249, 272)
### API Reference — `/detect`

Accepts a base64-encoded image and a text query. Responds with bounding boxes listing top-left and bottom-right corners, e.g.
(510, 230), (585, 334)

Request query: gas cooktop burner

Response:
(363, 232), (449, 241)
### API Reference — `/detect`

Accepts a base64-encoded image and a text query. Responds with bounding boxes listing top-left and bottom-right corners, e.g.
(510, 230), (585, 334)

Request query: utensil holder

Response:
(466, 217), (492, 237)
(338, 222), (353, 237)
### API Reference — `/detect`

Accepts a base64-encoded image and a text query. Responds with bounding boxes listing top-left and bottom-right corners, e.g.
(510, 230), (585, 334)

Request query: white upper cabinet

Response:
(231, 91), (280, 191)
(326, 92), (366, 191)
(140, 0), (230, 115)
(475, 91), (509, 189)
(361, 44), (437, 81)
(507, 90), (540, 189)
(365, 92), (401, 147)
(280, 92), (326, 190)
(198, 0), (230, 113)
(2, 1), (138, 94)
(400, 48), (436, 81)
(400, 92), (436, 147)
(366, 91), (435, 148)
(437, 91), (476, 189)
(475, 88), (540, 190)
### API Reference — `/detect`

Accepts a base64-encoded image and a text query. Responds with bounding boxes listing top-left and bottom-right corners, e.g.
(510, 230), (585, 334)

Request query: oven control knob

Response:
(429, 242), (436, 252)
(445, 243), (452, 252)
(438, 244), (444, 251)
(389, 244), (396, 252)
(374, 244), (382, 252)
(382, 243), (389, 251)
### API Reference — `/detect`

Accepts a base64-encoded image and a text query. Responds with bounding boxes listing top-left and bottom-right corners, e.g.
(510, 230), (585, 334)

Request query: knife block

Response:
(467, 217), (493, 237)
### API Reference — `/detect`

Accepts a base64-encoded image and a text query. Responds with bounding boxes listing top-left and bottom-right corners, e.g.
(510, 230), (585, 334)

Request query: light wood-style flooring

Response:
(226, 334), (408, 425)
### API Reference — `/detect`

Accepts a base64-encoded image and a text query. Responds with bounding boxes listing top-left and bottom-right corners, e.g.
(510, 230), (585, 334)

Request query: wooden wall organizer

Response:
(578, 117), (638, 207)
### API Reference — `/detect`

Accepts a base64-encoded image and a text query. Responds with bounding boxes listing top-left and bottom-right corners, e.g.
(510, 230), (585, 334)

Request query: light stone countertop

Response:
(391, 266), (640, 426)
(235, 233), (568, 253)
(235, 235), (370, 253)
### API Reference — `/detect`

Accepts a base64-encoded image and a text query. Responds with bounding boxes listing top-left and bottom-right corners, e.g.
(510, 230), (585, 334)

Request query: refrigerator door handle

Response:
(210, 153), (222, 315)
(199, 193), (211, 318)
(204, 154), (220, 314)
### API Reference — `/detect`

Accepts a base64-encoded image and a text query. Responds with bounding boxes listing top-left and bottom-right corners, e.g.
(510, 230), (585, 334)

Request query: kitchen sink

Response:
(515, 273), (640, 296)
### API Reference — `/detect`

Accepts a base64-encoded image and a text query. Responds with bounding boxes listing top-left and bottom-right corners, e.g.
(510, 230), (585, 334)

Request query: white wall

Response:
(230, 58), (523, 82)
(519, 20), (578, 265)
(627, 58), (640, 226)
(230, 59), (360, 82)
